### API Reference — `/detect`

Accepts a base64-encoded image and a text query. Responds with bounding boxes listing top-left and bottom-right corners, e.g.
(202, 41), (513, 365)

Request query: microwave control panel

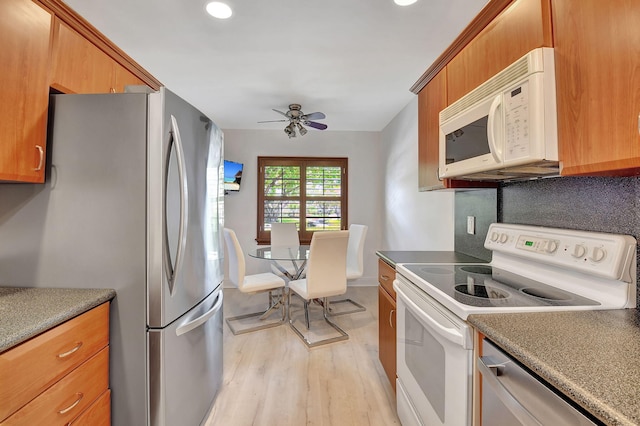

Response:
(503, 81), (530, 161)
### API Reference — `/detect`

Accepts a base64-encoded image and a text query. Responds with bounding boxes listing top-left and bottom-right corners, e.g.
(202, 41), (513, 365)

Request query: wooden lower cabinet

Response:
(378, 258), (397, 392)
(69, 389), (111, 426)
(378, 285), (396, 393)
(0, 303), (111, 425)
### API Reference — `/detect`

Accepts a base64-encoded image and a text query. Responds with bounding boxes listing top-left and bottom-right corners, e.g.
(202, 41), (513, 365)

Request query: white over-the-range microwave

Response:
(439, 47), (559, 181)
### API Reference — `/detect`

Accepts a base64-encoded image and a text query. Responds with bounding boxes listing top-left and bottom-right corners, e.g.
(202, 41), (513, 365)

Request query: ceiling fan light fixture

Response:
(284, 123), (296, 138)
(296, 123), (308, 136)
(206, 2), (233, 19)
(394, 0), (417, 5)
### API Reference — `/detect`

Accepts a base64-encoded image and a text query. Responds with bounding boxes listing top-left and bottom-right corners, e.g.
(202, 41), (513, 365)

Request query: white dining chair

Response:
(269, 222), (303, 279)
(223, 228), (287, 335)
(327, 224), (368, 316)
(287, 230), (350, 347)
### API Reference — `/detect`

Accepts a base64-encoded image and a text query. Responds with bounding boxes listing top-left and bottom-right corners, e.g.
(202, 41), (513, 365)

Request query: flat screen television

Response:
(223, 160), (243, 192)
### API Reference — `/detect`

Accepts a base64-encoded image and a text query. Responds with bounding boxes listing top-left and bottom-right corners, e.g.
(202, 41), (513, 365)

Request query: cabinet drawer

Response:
(0, 303), (110, 421)
(1, 346), (109, 425)
(378, 258), (396, 299)
(69, 389), (111, 426)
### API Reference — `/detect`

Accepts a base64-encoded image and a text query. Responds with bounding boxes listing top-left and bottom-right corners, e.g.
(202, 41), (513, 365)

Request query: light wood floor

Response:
(204, 286), (400, 426)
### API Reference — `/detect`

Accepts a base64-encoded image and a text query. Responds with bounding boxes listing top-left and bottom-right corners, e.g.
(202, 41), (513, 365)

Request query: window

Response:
(257, 157), (348, 244)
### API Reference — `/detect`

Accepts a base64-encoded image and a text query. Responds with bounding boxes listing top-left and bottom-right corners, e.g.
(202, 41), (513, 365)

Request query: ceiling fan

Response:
(258, 104), (328, 138)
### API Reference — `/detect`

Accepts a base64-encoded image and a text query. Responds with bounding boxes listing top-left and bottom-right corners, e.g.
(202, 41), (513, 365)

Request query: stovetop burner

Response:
(454, 284), (509, 299)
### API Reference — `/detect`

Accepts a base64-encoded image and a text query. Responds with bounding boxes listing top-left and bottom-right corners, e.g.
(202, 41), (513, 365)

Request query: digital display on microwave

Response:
(444, 116), (490, 164)
(511, 87), (522, 97)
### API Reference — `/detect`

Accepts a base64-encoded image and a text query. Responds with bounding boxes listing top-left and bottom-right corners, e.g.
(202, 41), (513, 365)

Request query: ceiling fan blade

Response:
(304, 121), (328, 130)
(257, 119), (288, 123)
(303, 112), (325, 120)
(272, 109), (289, 118)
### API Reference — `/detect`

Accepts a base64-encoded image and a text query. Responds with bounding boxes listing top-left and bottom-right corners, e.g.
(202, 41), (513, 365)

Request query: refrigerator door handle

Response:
(164, 115), (189, 295)
(176, 290), (223, 336)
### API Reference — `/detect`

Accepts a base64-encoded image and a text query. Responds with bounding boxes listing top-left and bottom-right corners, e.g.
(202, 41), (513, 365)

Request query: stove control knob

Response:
(590, 247), (607, 262)
(490, 232), (500, 242)
(499, 233), (509, 243)
(545, 240), (559, 254)
(572, 244), (587, 258)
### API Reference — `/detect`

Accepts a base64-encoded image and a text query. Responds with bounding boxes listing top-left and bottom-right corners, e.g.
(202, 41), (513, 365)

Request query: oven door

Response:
(394, 275), (473, 426)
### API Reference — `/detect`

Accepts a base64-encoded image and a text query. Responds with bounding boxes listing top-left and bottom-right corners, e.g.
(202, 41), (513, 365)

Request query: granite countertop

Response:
(0, 287), (116, 354)
(468, 309), (640, 426)
(376, 250), (488, 267)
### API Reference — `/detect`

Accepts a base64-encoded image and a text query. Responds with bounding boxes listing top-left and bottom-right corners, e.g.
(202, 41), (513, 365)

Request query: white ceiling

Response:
(64, 0), (488, 132)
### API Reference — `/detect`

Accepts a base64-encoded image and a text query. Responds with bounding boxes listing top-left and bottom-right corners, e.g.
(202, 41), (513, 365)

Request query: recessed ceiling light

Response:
(394, 0), (417, 5)
(206, 2), (232, 19)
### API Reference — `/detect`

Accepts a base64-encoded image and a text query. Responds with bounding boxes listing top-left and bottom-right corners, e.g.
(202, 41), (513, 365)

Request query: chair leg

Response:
(226, 289), (286, 335)
(288, 296), (349, 348)
(325, 298), (367, 316)
(303, 300), (310, 329)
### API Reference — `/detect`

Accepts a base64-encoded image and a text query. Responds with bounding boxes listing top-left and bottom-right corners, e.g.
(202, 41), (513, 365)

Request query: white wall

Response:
(223, 129), (381, 286)
(379, 97), (455, 250)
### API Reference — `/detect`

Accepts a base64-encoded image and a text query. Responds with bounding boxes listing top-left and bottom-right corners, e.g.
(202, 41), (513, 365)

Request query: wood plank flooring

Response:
(204, 286), (400, 426)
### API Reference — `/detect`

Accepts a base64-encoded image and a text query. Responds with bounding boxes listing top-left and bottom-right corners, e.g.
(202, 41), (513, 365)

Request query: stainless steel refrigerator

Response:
(0, 88), (224, 426)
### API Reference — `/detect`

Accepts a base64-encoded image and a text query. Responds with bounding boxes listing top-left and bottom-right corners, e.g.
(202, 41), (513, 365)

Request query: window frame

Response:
(256, 156), (348, 245)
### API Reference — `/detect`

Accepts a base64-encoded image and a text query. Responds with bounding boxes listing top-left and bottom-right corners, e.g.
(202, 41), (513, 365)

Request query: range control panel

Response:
(485, 223), (637, 282)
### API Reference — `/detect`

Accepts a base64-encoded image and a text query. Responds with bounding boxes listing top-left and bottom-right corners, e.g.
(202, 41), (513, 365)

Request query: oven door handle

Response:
(396, 283), (465, 347)
(477, 356), (544, 426)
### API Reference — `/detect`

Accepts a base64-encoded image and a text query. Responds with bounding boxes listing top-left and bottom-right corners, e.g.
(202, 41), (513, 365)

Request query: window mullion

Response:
(300, 163), (307, 235)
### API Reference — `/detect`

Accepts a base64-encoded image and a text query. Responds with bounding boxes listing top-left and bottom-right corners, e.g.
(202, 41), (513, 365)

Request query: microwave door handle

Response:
(487, 94), (503, 163)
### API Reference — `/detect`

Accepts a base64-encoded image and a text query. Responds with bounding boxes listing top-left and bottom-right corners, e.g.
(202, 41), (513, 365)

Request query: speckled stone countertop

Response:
(376, 250), (488, 267)
(468, 310), (640, 426)
(0, 287), (116, 354)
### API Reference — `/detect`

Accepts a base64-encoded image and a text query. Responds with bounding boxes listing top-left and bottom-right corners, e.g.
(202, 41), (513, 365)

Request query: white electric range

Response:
(393, 223), (637, 426)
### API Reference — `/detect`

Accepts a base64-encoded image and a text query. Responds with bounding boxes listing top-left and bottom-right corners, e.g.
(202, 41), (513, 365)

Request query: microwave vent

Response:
(440, 48), (549, 122)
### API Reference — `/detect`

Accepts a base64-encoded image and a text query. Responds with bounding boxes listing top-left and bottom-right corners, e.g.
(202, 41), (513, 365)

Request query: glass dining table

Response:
(248, 245), (310, 281)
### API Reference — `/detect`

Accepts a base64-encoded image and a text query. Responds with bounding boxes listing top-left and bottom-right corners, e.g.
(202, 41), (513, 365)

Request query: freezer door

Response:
(148, 88), (224, 327)
(148, 288), (224, 426)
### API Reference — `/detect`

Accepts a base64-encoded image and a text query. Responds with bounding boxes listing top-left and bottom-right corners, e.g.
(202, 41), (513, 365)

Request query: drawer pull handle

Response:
(57, 342), (83, 358)
(58, 392), (83, 414)
(389, 309), (395, 328)
(380, 274), (390, 281)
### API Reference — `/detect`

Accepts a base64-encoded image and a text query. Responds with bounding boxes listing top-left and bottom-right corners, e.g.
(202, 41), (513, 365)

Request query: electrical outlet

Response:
(467, 216), (476, 235)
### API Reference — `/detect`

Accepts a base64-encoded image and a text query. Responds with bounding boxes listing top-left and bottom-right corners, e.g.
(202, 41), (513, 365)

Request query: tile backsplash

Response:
(500, 176), (640, 303)
(454, 188), (497, 261)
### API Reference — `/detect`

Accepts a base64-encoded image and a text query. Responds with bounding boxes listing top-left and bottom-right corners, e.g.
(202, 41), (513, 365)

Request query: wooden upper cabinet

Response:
(113, 61), (146, 93)
(0, 0), (52, 183)
(552, 0), (640, 176)
(51, 19), (120, 94)
(446, 0), (552, 105)
(418, 68), (447, 191)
